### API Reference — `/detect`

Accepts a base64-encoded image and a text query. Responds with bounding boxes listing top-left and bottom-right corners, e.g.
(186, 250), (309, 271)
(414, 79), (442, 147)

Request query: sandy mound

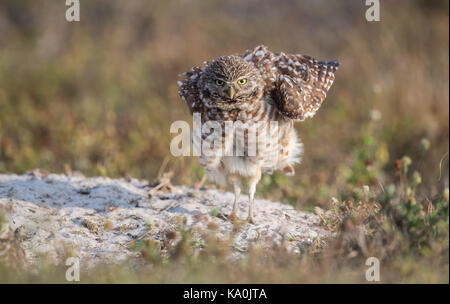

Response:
(0, 170), (331, 268)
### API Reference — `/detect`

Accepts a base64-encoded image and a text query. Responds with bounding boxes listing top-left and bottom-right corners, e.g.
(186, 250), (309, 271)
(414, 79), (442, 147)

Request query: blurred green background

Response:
(0, 0), (448, 209)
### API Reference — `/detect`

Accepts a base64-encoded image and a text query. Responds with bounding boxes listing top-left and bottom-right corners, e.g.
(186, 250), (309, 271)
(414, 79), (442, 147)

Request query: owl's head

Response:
(199, 55), (263, 110)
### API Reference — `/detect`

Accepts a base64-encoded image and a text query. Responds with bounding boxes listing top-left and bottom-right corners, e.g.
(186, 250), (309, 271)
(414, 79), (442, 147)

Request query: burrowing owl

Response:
(178, 45), (339, 223)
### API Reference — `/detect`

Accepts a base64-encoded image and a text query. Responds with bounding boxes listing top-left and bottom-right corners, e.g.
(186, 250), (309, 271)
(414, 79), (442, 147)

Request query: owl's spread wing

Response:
(242, 45), (339, 121)
(177, 65), (207, 115)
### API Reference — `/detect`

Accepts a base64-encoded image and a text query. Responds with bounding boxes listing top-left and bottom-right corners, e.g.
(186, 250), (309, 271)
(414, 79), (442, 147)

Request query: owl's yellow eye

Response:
(215, 79), (225, 86)
(238, 78), (247, 85)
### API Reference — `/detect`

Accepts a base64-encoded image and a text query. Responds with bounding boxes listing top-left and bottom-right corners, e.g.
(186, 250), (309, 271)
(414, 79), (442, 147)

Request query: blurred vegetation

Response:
(0, 0), (448, 283)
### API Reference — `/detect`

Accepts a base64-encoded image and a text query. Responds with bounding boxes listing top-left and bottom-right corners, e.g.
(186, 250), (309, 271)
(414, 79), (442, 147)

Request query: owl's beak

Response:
(227, 86), (236, 100)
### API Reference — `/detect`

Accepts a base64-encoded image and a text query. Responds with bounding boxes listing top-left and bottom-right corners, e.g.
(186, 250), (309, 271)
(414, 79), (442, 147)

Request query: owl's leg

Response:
(229, 176), (242, 222)
(247, 168), (261, 224)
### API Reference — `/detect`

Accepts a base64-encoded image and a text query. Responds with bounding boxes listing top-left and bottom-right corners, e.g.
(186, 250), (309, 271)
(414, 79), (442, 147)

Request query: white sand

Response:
(0, 170), (331, 268)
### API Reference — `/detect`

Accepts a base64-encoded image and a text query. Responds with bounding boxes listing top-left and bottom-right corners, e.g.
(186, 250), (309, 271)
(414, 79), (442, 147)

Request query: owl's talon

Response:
(247, 217), (256, 224)
(228, 212), (238, 222)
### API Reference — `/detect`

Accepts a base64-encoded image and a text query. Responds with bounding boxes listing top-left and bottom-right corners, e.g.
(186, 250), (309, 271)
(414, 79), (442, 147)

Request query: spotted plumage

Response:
(178, 45), (339, 223)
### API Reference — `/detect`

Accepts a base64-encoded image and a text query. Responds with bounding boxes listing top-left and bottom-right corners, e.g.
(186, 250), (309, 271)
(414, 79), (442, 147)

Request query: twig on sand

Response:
(148, 172), (174, 197)
(194, 175), (207, 190)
